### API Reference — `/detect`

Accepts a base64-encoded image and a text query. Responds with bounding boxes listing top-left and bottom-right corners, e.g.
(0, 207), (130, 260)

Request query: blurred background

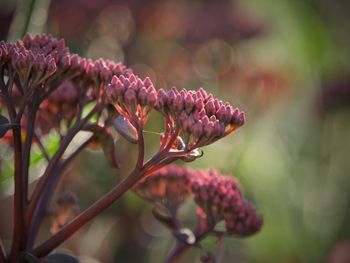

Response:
(1, 0), (350, 262)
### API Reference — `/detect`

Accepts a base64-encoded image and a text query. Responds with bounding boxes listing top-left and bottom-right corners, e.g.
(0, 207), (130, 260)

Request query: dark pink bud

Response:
(124, 89), (136, 105)
(213, 121), (225, 137)
(111, 75), (119, 84)
(157, 89), (168, 108)
(129, 74), (137, 83)
(205, 99), (216, 116)
(70, 55), (81, 68)
(201, 115), (209, 126)
(173, 94), (184, 111)
(185, 94), (194, 112)
(147, 91), (157, 107)
(115, 80), (124, 96)
(107, 84), (120, 102)
(179, 111), (187, 124)
(209, 115), (217, 122)
(194, 98), (204, 110)
(197, 87), (208, 100)
(100, 66), (111, 81)
(168, 90), (176, 104)
(47, 59), (57, 75)
(216, 105), (227, 122)
(23, 33), (32, 47)
(192, 120), (203, 138)
(129, 82), (138, 91)
(136, 78), (144, 89)
(204, 121), (215, 138)
(237, 112), (245, 126)
(61, 54), (71, 68)
(138, 87), (148, 105)
(183, 117), (193, 133)
(144, 77), (153, 87)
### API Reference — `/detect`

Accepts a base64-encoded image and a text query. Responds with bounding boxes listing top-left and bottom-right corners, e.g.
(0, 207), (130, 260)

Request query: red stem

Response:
(22, 103), (38, 206)
(1, 78), (26, 261)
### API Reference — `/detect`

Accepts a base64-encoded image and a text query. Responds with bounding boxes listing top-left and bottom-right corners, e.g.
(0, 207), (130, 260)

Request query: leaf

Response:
(112, 115), (138, 144)
(45, 253), (80, 263)
(0, 114), (11, 138)
(182, 148), (204, 162)
(152, 206), (177, 231)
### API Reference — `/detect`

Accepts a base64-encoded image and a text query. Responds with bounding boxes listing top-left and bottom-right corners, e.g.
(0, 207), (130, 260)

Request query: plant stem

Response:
(2, 78), (26, 261)
(33, 132), (50, 161)
(22, 103), (38, 206)
(31, 131), (146, 257)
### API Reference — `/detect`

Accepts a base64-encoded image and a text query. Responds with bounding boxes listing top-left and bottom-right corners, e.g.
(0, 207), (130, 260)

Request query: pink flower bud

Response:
(194, 98), (204, 110)
(192, 120), (203, 138)
(205, 99), (216, 116)
(204, 121), (215, 138)
(147, 91), (157, 107)
(157, 89), (168, 108)
(124, 89), (137, 105)
(138, 87), (148, 105)
(61, 54), (71, 68)
(111, 75), (119, 84)
(173, 94), (184, 111)
(144, 77), (153, 87)
(185, 94), (194, 112)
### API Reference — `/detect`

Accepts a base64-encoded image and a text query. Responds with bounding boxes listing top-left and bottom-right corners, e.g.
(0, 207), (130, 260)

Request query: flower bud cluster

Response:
(134, 165), (190, 208)
(106, 73), (157, 124)
(156, 87), (245, 149)
(0, 40), (57, 86)
(189, 169), (262, 236)
(0, 34), (78, 90)
(135, 165), (262, 237)
(37, 81), (79, 133)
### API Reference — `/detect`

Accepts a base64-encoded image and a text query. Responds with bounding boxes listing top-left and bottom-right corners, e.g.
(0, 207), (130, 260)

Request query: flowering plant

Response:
(0, 34), (261, 262)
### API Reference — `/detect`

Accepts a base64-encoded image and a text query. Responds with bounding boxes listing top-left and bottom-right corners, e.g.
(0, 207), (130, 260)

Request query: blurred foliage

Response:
(1, 0), (350, 262)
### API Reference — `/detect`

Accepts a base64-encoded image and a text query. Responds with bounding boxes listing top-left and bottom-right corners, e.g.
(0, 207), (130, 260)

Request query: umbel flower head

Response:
(0, 34), (71, 89)
(189, 169), (263, 236)
(106, 73), (157, 126)
(134, 165), (190, 209)
(135, 165), (262, 237)
(156, 87), (245, 151)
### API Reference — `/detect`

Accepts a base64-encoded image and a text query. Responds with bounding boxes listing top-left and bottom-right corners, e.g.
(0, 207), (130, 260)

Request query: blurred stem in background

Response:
(8, 0), (50, 40)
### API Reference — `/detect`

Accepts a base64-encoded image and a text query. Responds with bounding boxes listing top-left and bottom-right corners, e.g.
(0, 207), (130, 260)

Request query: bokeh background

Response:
(1, 0), (350, 262)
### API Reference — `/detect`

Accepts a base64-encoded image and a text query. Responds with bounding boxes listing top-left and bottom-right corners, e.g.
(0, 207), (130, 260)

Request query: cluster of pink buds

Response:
(0, 34), (74, 89)
(156, 87), (245, 150)
(135, 164), (262, 237)
(106, 73), (157, 126)
(134, 165), (190, 208)
(36, 81), (80, 133)
(189, 169), (262, 236)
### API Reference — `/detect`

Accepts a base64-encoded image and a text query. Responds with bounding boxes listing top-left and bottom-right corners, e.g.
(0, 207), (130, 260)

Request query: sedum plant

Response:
(0, 34), (261, 263)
